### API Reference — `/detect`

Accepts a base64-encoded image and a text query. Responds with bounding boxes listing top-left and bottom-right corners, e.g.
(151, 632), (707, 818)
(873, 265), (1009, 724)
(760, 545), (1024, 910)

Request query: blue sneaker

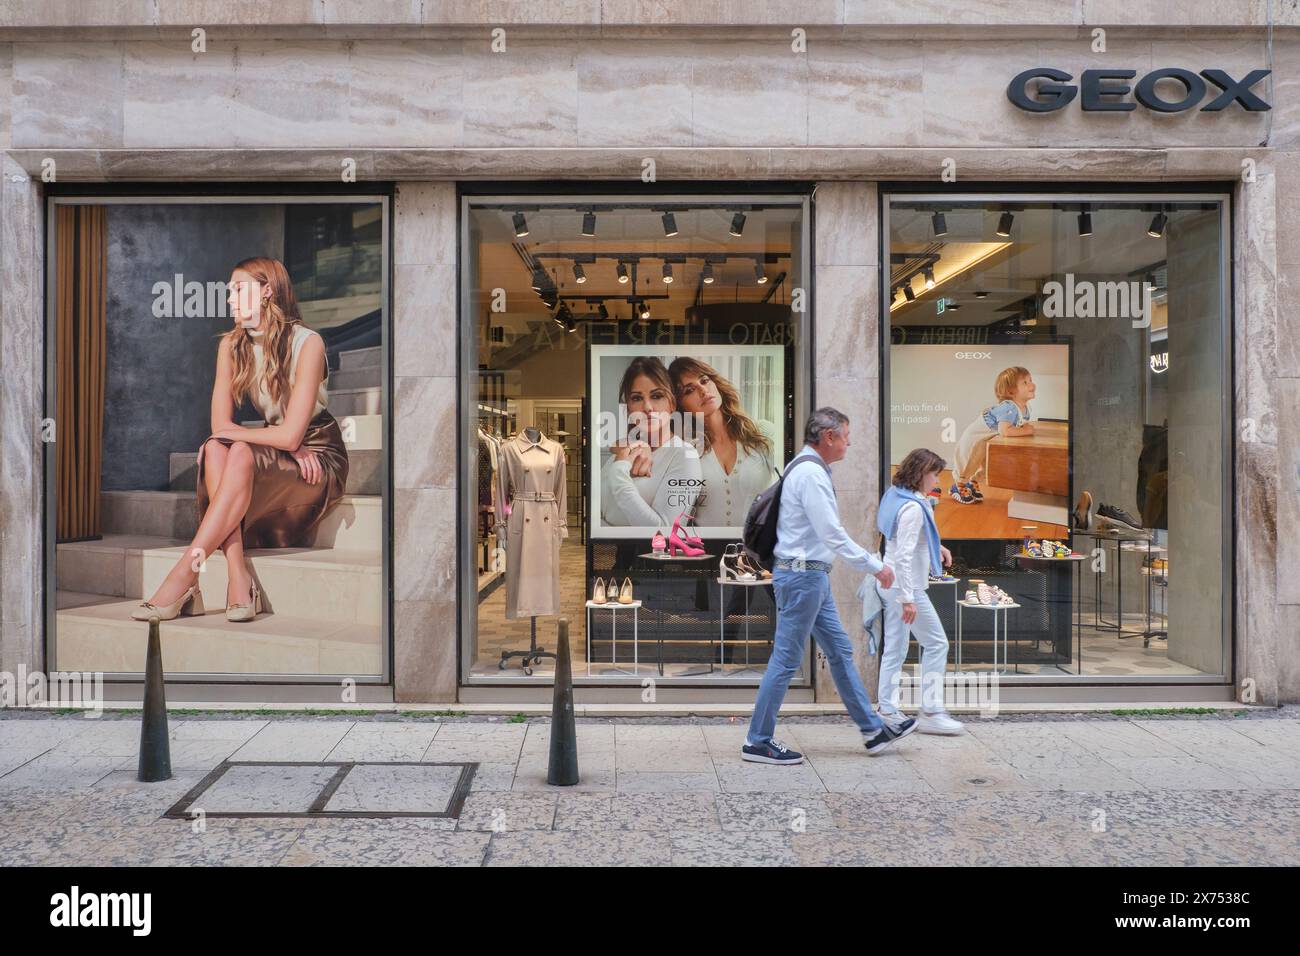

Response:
(741, 739), (804, 765)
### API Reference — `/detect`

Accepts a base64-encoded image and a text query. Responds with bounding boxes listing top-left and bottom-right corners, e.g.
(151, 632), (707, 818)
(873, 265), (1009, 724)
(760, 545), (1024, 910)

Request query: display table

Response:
(1072, 528), (1162, 643)
(717, 576), (774, 677)
(956, 598), (1021, 675)
(1012, 552), (1085, 674)
(585, 599), (641, 676)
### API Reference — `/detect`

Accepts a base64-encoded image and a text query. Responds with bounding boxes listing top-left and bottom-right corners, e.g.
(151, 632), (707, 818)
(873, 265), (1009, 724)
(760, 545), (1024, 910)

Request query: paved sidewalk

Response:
(2, 710), (1298, 866)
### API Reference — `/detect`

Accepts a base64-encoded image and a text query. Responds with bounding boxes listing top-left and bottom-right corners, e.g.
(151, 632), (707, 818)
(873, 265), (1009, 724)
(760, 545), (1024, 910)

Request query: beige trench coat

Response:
(495, 432), (568, 619)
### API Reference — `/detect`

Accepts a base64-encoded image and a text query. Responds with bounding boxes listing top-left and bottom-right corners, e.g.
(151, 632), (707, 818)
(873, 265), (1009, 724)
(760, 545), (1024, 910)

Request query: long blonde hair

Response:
(224, 257), (303, 413)
(669, 357), (772, 460)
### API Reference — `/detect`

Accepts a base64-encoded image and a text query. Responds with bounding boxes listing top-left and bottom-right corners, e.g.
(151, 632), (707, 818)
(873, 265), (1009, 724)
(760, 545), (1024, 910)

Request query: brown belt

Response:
(512, 492), (556, 502)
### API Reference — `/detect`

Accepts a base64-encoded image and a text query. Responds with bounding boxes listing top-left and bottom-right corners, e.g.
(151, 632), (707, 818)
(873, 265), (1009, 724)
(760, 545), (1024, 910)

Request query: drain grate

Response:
(163, 761), (477, 820)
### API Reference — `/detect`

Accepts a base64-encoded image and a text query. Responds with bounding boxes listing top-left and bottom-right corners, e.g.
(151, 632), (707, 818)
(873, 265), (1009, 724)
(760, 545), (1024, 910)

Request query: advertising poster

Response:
(890, 342), (1071, 539)
(589, 344), (785, 540)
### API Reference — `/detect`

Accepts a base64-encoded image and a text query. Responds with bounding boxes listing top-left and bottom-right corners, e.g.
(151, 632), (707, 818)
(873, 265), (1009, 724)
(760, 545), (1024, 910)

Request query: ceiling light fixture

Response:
(581, 211), (596, 237)
(662, 212), (678, 237)
(703, 262), (715, 284)
(512, 212), (529, 238)
(1147, 211), (1168, 238)
(530, 266), (546, 292)
(573, 263), (586, 284)
(974, 290), (989, 299)
(903, 282), (916, 302)
(639, 301), (651, 320)
(932, 211), (948, 237)
(754, 263), (767, 284)
(729, 212), (746, 237)
(598, 302), (609, 320)
(617, 262), (629, 284)
(996, 211), (1014, 237)
(1077, 205), (1093, 238)
(662, 263), (673, 284)
(923, 267), (935, 290)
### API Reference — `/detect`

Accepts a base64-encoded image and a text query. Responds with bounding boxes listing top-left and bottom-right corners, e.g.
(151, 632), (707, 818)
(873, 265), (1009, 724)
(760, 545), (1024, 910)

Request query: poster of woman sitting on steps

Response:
(51, 199), (387, 680)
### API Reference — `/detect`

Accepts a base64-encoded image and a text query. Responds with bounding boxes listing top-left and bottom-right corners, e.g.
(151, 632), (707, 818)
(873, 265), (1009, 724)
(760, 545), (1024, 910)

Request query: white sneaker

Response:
(917, 710), (965, 735)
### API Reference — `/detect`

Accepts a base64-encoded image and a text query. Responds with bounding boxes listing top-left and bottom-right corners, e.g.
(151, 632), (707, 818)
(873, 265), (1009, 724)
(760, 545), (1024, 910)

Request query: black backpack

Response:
(742, 453), (829, 565)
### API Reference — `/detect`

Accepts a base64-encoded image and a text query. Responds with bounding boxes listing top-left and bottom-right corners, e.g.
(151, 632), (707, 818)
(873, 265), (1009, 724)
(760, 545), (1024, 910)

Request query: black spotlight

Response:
(1147, 211), (1168, 238)
(754, 263), (767, 284)
(530, 266), (546, 292)
(513, 212), (529, 238)
(662, 263), (673, 284)
(996, 211), (1014, 237)
(729, 212), (746, 237)
(932, 211), (948, 237)
(702, 262), (714, 284)
(923, 267), (935, 290)
(617, 262), (629, 284)
(582, 211), (596, 237)
(1078, 210), (1093, 238)
(662, 212), (678, 237)
(573, 263), (586, 284)
(639, 300), (651, 320)
(564, 315), (577, 333)
(903, 282), (916, 302)
(598, 302), (609, 320)
(974, 290), (989, 299)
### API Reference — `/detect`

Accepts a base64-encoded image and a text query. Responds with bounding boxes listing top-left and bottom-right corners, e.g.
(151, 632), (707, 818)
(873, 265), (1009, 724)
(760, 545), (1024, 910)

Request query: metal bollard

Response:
(137, 617), (172, 782)
(547, 617), (579, 786)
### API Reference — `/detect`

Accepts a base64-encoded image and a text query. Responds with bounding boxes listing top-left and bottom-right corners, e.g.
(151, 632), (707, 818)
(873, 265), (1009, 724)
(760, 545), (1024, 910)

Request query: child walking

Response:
(876, 448), (964, 735)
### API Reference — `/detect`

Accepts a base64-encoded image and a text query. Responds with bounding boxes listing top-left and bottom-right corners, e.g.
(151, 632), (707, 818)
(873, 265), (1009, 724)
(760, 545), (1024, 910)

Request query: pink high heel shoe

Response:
(652, 529), (667, 555)
(674, 512), (705, 547)
(668, 517), (705, 556)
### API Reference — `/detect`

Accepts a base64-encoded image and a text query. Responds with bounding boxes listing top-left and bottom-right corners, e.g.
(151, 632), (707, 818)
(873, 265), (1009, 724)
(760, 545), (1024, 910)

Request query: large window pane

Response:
(463, 198), (808, 683)
(51, 199), (387, 680)
(886, 196), (1228, 681)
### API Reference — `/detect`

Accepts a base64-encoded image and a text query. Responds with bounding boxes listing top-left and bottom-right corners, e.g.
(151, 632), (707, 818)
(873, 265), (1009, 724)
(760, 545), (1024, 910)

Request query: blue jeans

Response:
(747, 567), (884, 746)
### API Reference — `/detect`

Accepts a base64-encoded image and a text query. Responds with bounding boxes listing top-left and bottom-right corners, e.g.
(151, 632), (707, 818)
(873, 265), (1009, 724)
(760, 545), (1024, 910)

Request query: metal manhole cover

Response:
(164, 761), (477, 820)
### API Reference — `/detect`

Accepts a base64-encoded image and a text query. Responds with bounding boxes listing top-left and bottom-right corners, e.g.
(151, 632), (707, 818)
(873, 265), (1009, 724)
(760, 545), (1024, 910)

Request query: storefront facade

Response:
(0, 2), (1295, 706)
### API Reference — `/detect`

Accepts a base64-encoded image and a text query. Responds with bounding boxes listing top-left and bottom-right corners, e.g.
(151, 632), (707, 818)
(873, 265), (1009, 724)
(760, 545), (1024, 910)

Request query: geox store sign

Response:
(1007, 68), (1272, 112)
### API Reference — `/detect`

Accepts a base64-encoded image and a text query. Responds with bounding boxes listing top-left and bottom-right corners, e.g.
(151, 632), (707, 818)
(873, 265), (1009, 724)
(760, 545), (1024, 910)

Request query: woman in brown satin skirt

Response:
(131, 256), (348, 623)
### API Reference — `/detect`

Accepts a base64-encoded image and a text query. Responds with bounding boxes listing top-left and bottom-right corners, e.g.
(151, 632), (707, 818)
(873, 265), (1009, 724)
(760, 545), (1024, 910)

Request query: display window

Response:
(47, 196), (390, 682)
(884, 193), (1230, 682)
(462, 195), (809, 683)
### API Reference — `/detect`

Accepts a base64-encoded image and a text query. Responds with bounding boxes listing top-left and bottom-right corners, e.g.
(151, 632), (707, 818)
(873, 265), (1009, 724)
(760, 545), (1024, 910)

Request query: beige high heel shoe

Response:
(592, 577), (607, 605)
(131, 583), (205, 621)
(617, 576), (634, 604)
(226, 580), (264, 623)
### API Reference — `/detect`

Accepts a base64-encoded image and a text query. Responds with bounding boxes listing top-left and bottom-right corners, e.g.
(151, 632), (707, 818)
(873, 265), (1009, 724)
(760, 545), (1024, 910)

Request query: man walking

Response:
(743, 407), (917, 764)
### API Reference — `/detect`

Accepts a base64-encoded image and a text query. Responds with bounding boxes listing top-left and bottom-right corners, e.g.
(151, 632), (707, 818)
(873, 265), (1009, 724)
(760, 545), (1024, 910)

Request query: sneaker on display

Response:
(950, 483), (976, 505)
(1095, 503), (1150, 536)
(741, 739), (804, 765)
(917, 710), (966, 735)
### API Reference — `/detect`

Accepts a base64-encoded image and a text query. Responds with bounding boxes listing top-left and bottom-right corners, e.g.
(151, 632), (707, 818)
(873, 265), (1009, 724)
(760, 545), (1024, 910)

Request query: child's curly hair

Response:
(994, 366), (1031, 402)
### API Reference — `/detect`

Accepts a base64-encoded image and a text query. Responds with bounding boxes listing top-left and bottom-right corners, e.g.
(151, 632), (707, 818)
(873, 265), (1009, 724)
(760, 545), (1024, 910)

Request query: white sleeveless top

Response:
(248, 324), (328, 424)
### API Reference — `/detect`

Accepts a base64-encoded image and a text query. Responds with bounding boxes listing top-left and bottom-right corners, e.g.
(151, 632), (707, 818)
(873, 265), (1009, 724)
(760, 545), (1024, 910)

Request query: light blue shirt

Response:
(773, 445), (884, 575)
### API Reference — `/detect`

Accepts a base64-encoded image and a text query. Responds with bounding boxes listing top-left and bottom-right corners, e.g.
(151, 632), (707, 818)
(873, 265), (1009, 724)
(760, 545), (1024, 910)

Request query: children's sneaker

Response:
(965, 479), (984, 501)
(917, 710), (965, 735)
(741, 739), (804, 765)
(950, 483), (976, 505)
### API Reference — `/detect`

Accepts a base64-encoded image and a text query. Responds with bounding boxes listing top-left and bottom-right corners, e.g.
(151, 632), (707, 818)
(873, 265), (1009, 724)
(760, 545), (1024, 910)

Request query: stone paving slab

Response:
(192, 764), (341, 814)
(323, 763), (465, 814)
(2, 714), (1299, 866)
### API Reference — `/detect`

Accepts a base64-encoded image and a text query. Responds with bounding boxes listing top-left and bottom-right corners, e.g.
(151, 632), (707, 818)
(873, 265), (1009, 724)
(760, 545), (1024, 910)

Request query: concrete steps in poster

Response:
(56, 534), (381, 625)
(54, 590), (381, 676)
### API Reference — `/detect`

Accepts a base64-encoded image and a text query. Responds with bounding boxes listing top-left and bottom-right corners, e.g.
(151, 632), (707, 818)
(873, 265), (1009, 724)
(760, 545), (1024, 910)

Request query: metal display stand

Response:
(1072, 528), (1162, 643)
(585, 600), (641, 676)
(717, 576), (774, 677)
(498, 616), (556, 676)
(956, 599), (1022, 675)
(1012, 553), (1086, 675)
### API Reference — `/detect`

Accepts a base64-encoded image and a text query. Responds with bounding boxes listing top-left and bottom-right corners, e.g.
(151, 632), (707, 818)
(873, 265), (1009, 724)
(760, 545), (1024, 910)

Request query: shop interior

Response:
(466, 200), (806, 682)
(886, 197), (1228, 682)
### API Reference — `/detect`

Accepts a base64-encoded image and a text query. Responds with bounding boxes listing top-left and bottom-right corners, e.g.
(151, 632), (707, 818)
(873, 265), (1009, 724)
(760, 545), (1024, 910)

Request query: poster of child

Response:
(950, 366), (1037, 504)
